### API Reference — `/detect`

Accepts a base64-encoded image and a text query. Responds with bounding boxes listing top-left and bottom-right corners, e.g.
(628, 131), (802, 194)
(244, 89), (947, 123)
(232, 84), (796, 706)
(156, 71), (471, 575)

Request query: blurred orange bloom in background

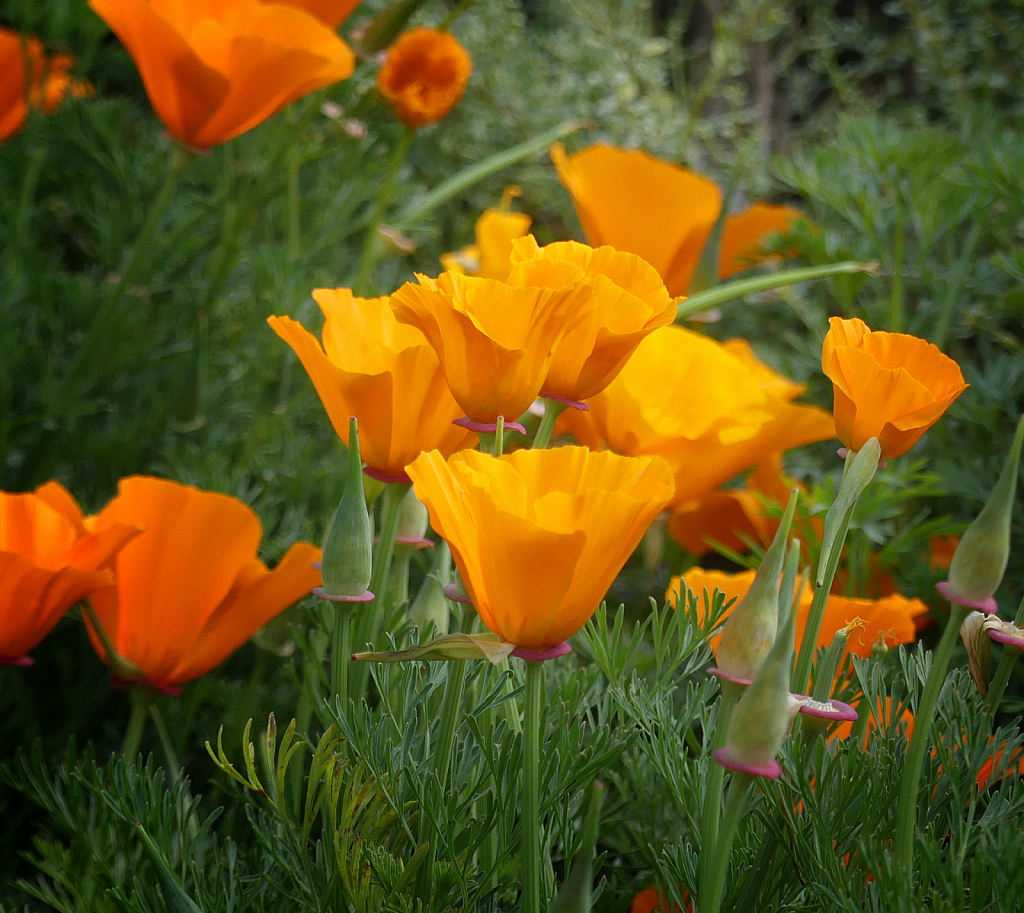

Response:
(0, 483), (138, 664)
(88, 0), (355, 148)
(1, 27), (93, 142)
(377, 27), (471, 128)
(551, 142), (799, 296)
(280, 0), (363, 28)
(630, 887), (691, 913)
(821, 317), (968, 459)
(269, 290), (473, 480)
(85, 477), (320, 690)
(831, 696), (915, 746)
(440, 187), (532, 280)
(409, 447), (674, 649)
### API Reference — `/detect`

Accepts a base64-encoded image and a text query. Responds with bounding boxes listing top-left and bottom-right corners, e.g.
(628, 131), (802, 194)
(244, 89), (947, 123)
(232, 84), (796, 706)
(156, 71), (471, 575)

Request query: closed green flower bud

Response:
(317, 417), (374, 602)
(716, 489), (799, 682)
(396, 487), (430, 543)
(359, 0), (431, 54)
(409, 542), (452, 636)
(943, 415), (1023, 610)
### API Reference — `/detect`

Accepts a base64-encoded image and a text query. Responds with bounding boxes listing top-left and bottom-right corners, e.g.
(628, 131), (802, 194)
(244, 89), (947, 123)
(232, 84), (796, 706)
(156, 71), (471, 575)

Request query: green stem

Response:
(354, 126), (415, 295)
(16, 143), (47, 243)
(702, 772), (752, 913)
(149, 704), (181, 781)
(887, 195), (905, 332)
(122, 686), (154, 761)
(331, 607), (352, 714)
(494, 415), (505, 457)
(699, 689), (737, 888)
(986, 593), (1024, 713)
(894, 602), (969, 872)
(532, 399), (566, 449)
(521, 660), (544, 913)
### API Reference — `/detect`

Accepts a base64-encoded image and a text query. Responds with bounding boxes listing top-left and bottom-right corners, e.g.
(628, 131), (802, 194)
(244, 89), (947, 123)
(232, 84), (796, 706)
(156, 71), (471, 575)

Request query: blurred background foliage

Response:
(2, 0), (1024, 907)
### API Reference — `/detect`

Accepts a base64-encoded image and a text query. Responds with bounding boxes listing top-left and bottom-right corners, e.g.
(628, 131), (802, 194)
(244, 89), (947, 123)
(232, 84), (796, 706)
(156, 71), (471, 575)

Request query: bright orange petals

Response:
(441, 208), (533, 280)
(408, 447), (674, 649)
(377, 28), (471, 128)
(832, 696), (915, 746)
(796, 592), (928, 658)
(0, 483), (139, 662)
(270, 291), (473, 478)
(88, 0), (355, 148)
(279, 0), (363, 28)
(929, 534), (959, 571)
(559, 327), (834, 505)
(1, 29), (92, 142)
(86, 476), (320, 688)
(391, 268), (592, 424)
(976, 739), (1024, 790)
(630, 887), (690, 913)
(666, 567), (758, 649)
(821, 317), (968, 459)
(551, 142), (799, 296)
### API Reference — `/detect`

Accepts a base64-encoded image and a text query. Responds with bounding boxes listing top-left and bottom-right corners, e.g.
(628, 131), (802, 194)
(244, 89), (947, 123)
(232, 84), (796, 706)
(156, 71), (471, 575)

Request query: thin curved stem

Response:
(699, 689), (736, 888)
(521, 660), (544, 913)
(532, 400), (566, 449)
(331, 607), (352, 714)
(702, 772), (752, 913)
(121, 686), (154, 761)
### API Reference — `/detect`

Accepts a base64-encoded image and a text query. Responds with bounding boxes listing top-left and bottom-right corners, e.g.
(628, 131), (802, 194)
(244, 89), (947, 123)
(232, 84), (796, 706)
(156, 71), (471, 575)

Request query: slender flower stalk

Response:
(987, 594), (1024, 712)
(521, 659), (544, 913)
(121, 685), (155, 760)
(703, 772), (753, 913)
(699, 687), (737, 888)
(533, 399), (566, 449)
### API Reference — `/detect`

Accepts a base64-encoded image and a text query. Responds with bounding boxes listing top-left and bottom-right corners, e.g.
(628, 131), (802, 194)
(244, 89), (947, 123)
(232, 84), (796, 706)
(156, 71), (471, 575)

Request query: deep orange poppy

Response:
(0, 482), (138, 663)
(85, 476), (320, 689)
(377, 28), (471, 128)
(551, 142), (799, 296)
(88, 0), (355, 148)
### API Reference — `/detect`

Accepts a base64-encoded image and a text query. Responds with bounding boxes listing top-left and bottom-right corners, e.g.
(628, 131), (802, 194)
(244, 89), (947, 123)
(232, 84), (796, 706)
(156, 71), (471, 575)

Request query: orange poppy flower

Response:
(390, 266), (592, 427)
(976, 739), (1024, 790)
(440, 188), (532, 280)
(929, 534), (959, 571)
(85, 476), (320, 690)
(559, 327), (834, 505)
(269, 290), (473, 480)
(821, 317), (968, 459)
(408, 447), (674, 649)
(88, 0), (355, 149)
(280, 0), (363, 28)
(377, 28), (471, 128)
(1, 28), (92, 142)
(551, 142), (799, 296)
(631, 887), (691, 913)
(0, 482), (139, 664)
(831, 696), (914, 746)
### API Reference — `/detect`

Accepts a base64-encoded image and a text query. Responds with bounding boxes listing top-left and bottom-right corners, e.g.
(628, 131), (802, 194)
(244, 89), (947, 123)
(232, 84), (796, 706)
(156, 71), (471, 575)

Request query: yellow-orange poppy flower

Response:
(377, 28), (471, 128)
(551, 142), (799, 296)
(0, 482), (139, 664)
(821, 317), (967, 459)
(269, 290), (473, 480)
(280, 0), (363, 28)
(440, 188), (532, 280)
(85, 476), (320, 691)
(88, 0), (355, 149)
(390, 267), (592, 427)
(508, 236), (680, 402)
(408, 447), (674, 649)
(559, 327), (834, 505)
(1, 29), (92, 142)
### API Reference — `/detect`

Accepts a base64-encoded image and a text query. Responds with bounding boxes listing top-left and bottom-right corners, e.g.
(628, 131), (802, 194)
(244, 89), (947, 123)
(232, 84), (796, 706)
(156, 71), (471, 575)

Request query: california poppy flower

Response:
(631, 887), (691, 913)
(85, 476), (320, 690)
(390, 266), (592, 427)
(280, 0), (363, 28)
(269, 290), (473, 480)
(0, 482), (138, 664)
(88, 0), (355, 148)
(1, 28), (92, 142)
(408, 447), (674, 649)
(440, 187), (532, 280)
(821, 317), (967, 459)
(551, 142), (799, 296)
(377, 27), (471, 128)
(832, 696), (915, 746)
(559, 327), (834, 505)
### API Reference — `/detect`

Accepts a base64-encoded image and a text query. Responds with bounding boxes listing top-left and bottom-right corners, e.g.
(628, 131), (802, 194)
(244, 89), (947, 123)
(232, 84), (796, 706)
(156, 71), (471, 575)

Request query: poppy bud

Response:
(409, 542), (452, 637)
(942, 415), (1023, 610)
(358, 0), (430, 54)
(317, 417), (374, 601)
(396, 487), (430, 543)
(353, 631), (514, 664)
(961, 611), (992, 697)
(716, 489), (799, 682)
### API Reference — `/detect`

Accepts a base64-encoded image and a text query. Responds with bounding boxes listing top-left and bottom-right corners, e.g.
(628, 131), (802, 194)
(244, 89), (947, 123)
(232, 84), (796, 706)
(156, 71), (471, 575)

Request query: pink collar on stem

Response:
(713, 747), (781, 779)
(364, 466), (412, 484)
(512, 642), (572, 662)
(0, 655), (33, 667)
(935, 581), (998, 614)
(539, 393), (589, 411)
(313, 587), (376, 603)
(453, 417), (527, 435)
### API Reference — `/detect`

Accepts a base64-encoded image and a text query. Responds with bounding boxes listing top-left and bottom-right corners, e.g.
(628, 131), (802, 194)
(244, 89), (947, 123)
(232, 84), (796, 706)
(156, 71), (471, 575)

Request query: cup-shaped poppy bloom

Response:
(559, 327), (834, 505)
(508, 236), (680, 402)
(821, 317), (967, 459)
(377, 28), (471, 128)
(269, 291), (472, 480)
(551, 142), (799, 296)
(88, 0), (355, 148)
(390, 267), (593, 426)
(407, 446), (674, 649)
(85, 476), (321, 690)
(0, 482), (139, 663)
(280, 0), (363, 28)
(1, 29), (93, 142)
(440, 188), (532, 280)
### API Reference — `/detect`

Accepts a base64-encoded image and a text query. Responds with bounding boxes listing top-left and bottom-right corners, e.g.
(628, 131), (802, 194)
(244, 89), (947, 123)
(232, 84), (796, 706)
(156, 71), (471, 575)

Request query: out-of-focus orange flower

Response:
(976, 739), (1024, 789)
(559, 327), (834, 506)
(377, 28), (471, 128)
(630, 887), (691, 913)
(551, 142), (799, 296)
(1, 28), (93, 142)
(440, 187), (532, 281)
(88, 0), (355, 148)
(269, 290), (473, 481)
(666, 567), (757, 649)
(408, 447), (674, 649)
(391, 266), (592, 426)
(279, 0), (363, 28)
(832, 696), (914, 746)
(929, 534), (959, 571)
(821, 317), (967, 459)
(0, 482), (139, 664)
(85, 476), (320, 690)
